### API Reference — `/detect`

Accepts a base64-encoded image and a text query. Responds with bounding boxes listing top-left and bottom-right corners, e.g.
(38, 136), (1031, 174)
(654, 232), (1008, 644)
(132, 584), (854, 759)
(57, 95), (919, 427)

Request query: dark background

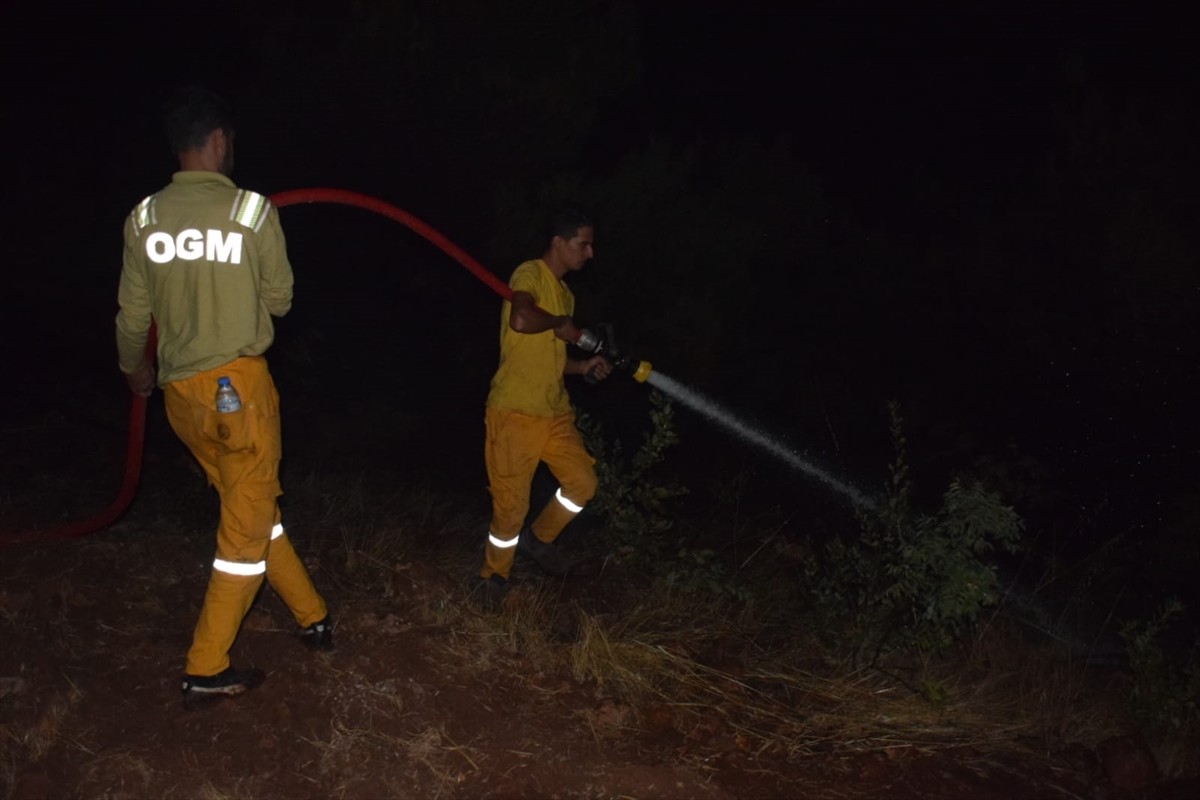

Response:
(4, 2), (1197, 618)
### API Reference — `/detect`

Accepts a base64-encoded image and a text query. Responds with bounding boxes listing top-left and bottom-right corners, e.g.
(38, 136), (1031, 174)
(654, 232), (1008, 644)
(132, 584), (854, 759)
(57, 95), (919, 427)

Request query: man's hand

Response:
(581, 355), (613, 382)
(124, 365), (155, 397)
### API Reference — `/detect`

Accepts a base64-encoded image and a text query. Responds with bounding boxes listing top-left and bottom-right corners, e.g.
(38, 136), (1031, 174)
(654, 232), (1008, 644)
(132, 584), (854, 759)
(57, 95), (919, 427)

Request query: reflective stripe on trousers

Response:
(488, 532), (519, 549)
(555, 488), (584, 513)
(211, 523), (286, 576)
(482, 407), (597, 580)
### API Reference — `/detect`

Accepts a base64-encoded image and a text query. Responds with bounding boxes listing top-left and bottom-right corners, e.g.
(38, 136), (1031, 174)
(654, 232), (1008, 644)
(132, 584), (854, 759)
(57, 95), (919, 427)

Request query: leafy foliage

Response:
(659, 544), (754, 602)
(803, 403), (1024, 660)
(1120, 599), (1200, 744)
(576, 389), (686, 567)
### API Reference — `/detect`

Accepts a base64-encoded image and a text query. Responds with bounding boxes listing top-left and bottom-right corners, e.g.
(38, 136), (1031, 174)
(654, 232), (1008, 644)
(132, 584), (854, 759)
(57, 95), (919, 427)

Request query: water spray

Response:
(645, 371), (877, 510)
(579, 322), (875, 510)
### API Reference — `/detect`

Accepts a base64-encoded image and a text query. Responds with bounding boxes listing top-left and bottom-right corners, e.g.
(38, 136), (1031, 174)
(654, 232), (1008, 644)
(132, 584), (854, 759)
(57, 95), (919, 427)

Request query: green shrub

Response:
(576, 389), (687, 568)
(804, 403), (1024, 660)
(1120, 599), (1200, 744)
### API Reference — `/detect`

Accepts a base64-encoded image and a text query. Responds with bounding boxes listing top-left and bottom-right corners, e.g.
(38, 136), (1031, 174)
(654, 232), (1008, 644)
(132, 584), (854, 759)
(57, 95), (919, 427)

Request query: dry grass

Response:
(20, 689), (82, 760)
(298, 468), (489, 605)
(464, 586), (1139, 766)
(304, 718), (480, 797)
(302, 646), (487, 798)
(77, 750), (159, 799)
(0, 682), (88, 799)
(570, 611), (677, 693)
(1155, 734), (1200, 780)
(374, 481), (1191, 781)
(180, 459), (1200, 786)
(194, 782), (260, 800)
(400, 726), (481, 792)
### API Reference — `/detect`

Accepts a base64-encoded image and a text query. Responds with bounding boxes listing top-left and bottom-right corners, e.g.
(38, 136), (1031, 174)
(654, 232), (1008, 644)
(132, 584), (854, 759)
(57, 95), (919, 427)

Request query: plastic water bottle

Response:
(215, 376), (242, 413)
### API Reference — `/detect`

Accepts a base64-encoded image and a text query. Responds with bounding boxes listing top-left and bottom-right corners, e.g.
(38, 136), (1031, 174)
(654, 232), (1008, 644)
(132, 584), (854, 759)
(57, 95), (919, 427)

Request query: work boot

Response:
(181, 666), (266, 710)
(517, 528), (573, 576)
(473, 574), (509, 613)
(300, 616), (334, 652)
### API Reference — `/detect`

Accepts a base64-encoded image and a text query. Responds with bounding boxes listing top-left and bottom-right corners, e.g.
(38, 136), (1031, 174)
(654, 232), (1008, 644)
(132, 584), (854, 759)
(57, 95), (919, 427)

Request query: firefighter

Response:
(115, 86), (332, 707)
(476, 205), (613, 609)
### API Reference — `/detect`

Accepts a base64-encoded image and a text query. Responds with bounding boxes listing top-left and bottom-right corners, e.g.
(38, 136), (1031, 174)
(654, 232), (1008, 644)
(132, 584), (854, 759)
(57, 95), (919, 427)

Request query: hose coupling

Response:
(575, 327), (602, 354)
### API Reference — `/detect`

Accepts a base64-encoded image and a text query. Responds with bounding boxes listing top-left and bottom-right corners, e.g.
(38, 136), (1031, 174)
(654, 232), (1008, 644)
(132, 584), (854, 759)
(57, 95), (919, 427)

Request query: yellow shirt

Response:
(115, 171), (293, 385)
(486, 259), (575, 416)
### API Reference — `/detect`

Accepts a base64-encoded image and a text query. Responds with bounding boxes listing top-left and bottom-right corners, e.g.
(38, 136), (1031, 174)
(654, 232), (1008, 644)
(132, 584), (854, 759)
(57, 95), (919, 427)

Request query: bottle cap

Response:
(218, 376), (231, 386)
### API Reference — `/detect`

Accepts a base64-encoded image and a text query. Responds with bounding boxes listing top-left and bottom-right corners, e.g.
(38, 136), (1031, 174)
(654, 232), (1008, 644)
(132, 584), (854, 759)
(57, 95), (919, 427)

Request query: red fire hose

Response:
(271, 189), (514, 301)
(1, 189), (513, 546)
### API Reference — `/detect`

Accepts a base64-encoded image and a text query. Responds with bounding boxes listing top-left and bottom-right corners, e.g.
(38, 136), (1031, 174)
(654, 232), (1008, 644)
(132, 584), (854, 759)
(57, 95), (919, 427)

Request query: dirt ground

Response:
(0, 528), (1194, 800)
(2, 398), (1198, 800)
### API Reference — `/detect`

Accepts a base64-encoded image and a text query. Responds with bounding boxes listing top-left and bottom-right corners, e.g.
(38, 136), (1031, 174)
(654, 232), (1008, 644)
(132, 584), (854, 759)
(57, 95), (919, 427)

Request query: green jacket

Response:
(115, 171), (293, 385)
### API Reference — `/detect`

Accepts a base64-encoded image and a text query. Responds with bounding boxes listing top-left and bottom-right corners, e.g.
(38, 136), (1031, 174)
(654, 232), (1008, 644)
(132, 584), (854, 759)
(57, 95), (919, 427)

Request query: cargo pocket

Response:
(215, 477), (282, 561)
(202, 406), (257, 456)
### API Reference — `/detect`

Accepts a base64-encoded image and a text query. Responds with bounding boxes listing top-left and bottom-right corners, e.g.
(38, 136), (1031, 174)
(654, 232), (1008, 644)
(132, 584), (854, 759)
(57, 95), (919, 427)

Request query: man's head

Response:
(163, 86), (236, 174)
(543, 204), (595, 276)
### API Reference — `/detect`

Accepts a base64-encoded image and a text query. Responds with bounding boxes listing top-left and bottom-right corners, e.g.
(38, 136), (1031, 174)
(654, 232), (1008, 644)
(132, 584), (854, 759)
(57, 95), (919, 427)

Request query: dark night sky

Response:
(8, 3), (1190, 235)
(4, 2), (1198, 608)
(640, 6), (1179, 194)
(11, 4), (1190, 218)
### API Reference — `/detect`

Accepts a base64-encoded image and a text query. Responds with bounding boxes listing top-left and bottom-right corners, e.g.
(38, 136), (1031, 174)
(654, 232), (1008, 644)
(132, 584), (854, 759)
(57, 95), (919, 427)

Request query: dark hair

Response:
(163, 86), (235, 154)
(545, 204), (594, 245)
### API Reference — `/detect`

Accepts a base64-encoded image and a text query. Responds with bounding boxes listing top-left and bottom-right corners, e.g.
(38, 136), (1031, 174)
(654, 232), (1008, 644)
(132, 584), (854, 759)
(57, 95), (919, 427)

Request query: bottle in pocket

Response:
(215, 376), (242, 413)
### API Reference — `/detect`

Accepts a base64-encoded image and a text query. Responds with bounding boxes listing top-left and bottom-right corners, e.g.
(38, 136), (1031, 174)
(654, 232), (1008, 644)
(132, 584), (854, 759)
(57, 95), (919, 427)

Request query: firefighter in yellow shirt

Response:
(115, 87), (331, 707)
(477, 206), (612, 608)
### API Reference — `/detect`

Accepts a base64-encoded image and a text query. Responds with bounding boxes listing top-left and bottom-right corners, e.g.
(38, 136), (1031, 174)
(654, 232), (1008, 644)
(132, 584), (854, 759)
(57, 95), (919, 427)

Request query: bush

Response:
(576, 389), (687, 568)
(1120, 598), (1200, 774)
(804, 403), (1024, 661)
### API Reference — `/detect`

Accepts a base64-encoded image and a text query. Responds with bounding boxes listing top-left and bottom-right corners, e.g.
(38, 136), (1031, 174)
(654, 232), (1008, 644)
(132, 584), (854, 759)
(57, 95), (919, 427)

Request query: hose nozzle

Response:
(576, 322), (652, 384)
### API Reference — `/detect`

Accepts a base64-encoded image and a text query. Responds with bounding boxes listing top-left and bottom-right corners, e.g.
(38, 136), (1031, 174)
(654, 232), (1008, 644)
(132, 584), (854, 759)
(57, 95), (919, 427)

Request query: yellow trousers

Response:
(482, 408), (597, 579)
(164, 356), (327, 677)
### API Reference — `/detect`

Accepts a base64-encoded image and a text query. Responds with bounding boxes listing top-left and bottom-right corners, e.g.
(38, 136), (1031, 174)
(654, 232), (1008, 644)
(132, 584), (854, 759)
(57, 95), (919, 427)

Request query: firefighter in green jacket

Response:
(115, 86), (331, 707)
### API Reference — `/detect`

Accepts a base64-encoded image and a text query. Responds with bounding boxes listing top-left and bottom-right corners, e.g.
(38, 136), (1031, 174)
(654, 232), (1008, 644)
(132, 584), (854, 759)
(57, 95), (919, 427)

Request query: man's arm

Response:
(509, 290), (582, 342)
(508, 291), (612, 380)
(258, 205), (294, 318)
(115, 218), (155, 397)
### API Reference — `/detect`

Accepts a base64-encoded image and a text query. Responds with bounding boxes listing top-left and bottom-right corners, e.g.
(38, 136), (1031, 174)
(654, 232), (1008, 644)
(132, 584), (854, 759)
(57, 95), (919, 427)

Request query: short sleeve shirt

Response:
(486, 259), (575, 416)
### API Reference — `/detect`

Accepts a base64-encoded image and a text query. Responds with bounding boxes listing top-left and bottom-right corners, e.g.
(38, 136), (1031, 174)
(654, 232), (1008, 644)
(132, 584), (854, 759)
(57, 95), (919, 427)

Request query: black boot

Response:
(301, 616), (334, 652)
(517, 528), (573, 576)
(181, 666), (266, 710)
